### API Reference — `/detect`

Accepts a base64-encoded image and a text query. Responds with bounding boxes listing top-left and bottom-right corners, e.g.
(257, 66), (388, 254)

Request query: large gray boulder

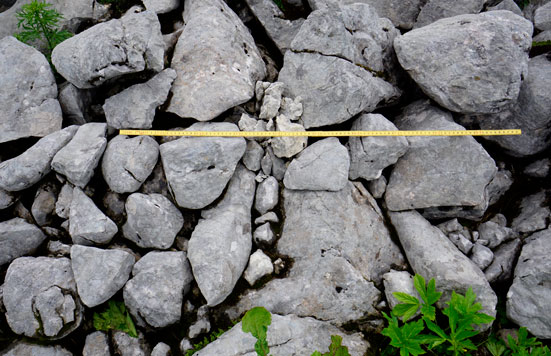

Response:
(194, 314), (369, 356)
(0, 126), (77, 192)
(123, 251), (193, 328)
(347, 113), (408, 181)
(71, 245), (134, 308)
(167, 0), (266, 121)
(122, 193), (183, 249)
(103, 69), (177, 129)
(228, 182), (405, 325)
(278, 3), (400, 128)
(52, 10), (164, 88)
(102, 135), (159, 194)
(389, 210), (497, 328)
(51, 123), (108, 188)
(159, 122), (246, 209)
(385, 101), (497, 212)
(1, 342), (73, 356)
(188, 165), (255, 306)
(0, 218), (46, 266)
(394, 11), (532, 114)
(69, 187), (118, 246)
(414, 0), (485, 28)
(469, 55), (551, 157)
(283, 137), (350, 191)
(0, 37), (63, 143)
(507, 228), (551, 338)
(3, 257), (83, 339)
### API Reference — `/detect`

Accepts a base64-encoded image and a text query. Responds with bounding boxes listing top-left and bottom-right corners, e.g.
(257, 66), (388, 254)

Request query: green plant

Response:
(184, 325), (236, 356)
(272, 0), (285, 11)
(486, 327), (551, 356)
(14, 0), (72, 62)
(532, 41), (551, 48)
(514, 0), (530, 8)
(381, 274), (495, 356)
(93, 300), (138, 338)
(241, 307), (351, 356)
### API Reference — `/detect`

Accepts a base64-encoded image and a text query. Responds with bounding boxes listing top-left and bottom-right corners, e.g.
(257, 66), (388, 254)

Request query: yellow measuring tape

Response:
(119, 129), (521, 137)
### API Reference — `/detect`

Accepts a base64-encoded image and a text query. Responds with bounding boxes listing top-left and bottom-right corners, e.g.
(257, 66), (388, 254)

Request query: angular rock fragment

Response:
(113, 330), (150, 356)
(394, 11), (532, 114)
(167, 0), (266, 121)
(243, 250), (273, 286)
(253, 223), (276, 246)
(470, 243), (494, 271)
(51, 123), (108, 188)
(0, 218), (46, 266)
(151, 343), (172, 356)
(143, 0), (179, 14)
(0, 126), (77, 192)
(83, 331), (110, 356)
(414, 0), (485, 28)
(487, 0), (523, 16)
(124, 251), (193, 328)
(1, 342), (73, 356)
(104, 69), (176, 129)
(71, 245), (134, 308)
(259, 82), (285, 120)
(524, 159), (550, 178)
(3, 257), (82, 338)
(485, 239), (521, 283)
(31, 181), (59, 226)
(511, 191), (550, 234)
(270, 115), (308, 158)
(0, 189), (15, 210)
(58, 83), (95, 125)
(255, 176), (278, 214)
(102, 135), (159, 194)
(383, 270), (420, 310)
(242, 141), (264, 172)
(0, 37), (63, 144)
(52, 10), (164, 88)
(160, 123), (246, 209)
(478, 221), (516, 249)
(534, 1), (551, 30)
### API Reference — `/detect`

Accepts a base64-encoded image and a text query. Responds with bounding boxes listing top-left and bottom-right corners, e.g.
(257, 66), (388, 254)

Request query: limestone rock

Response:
(511, 191), (550, 234)
(255, 176), (278, 214)
(1, 342), (73, 356)
(535, 1), (551, 30)
(470, 243), (494, 271)
(270, 115), (308, 158)
(143, 0), (179, 14)
(414, 0), (485, 28)
(243, 250), (273, 285)
(383, 270), (420, 310)
(485, 239), (521, 283)
(0, 218), (46, 266)
(83, 331), (110, 356)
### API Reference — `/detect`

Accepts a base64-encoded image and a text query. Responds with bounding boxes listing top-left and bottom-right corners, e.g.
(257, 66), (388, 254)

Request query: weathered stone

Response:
(188, 305), (210, 338)
(485, 238), (521, 283)
(535, 1), (551, 30)
(51, 123), (107, 188)
(52, 10), (164, 88)
(262, 146), (287, 180)
(58, 83), (95, 125)
(253, 223), (276, 246)
(83, 331), (110, 356)
(69, 187), (118, 245)
(279, 96), (303, 121)
(347, 114), (408, 181)
(389, 210), (497, 328)
(394, 11), (532, 114)
(284, 138), (349, 191)
(55, 183), (73, 219)
(511, 191), (550, 234)
(167, 0), (266, 121)
(3, 257), (82, 338)
(507, 228), (551, 338)
(385, 101), (497, 212)
(0, 218), (46, 267)
(47, 240), (71, 257)
(1, 342), (73, 356)
(0, 189), (15, 210)
(112, 331), (150, 356)
(414, 0), (485, 28)
(0, 126), (77, 192)
(533, 29), (551, 42)
(71, 245), (134, 308)
(188, 165), (255, 306)
(255, 212), (279, 225)
(259, 82), (285, 120)
(151, 342), (171, 356)
(31, 181), (58, 226)
(367, 176), (387, 199)
(124, 251), (193, 328)
(244, 250), (273, 286)
(160, 122), (246, 209)
(524, 159), (550, 178)
(238, 113), (267, 138)
(488, 0), (523, 16)
(143, 0), (179, 14)
(470, 243), (494, 271)
(195, 314), (369, 356)
(270, 115), (308, 158)
(242, 140), (264, 172)
(478, 221), (516, 249)
(487, 168), (514, 205)
(255, 176), (278, 214)
(0, 37), (63, 144)
(104, 69), (176, 129)
(383, 270), (420, 310)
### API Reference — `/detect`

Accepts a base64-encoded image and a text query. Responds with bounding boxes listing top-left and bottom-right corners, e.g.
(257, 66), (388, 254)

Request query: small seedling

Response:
(93, 300), (138, 338)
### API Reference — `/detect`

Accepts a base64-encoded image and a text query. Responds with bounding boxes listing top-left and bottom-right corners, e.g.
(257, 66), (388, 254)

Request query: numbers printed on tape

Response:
(119, 129), (522, 137)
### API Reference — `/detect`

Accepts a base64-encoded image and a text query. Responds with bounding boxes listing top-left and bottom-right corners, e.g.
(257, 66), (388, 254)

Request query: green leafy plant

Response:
(382, 274), (495, 356)
(486, 327), (551, 356)
(532, 41), (551, 48)
(93, 300), (138, 338)
(184, 325), (236, 356)
(241, 307), (351, 356)
(14, 0), (72, 62)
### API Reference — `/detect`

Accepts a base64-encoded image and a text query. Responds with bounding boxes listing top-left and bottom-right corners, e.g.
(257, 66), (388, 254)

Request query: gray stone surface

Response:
(414, 0), (485, 28)
(124, 251), (193, 328)
(188, 165), (255, 306)
(52, 10), (164, 88)
(1, 342), (73, 356)
(488, 0), (523, 16)
(485, 238), (521, 283)
(253, 223), (276, 246)
(0, 126), (77, 192)
(31, 181), (59, 226)
(385, 101), (497, 212)
(478, 221), (516, 249)
(255, 212), (279, 225)
(394, 11), (532, 114)
(0, 218), (46, 266)
(448, 233), (474, 255)
(242, 141), (264, 172)
(0, 37), (63, 144)
(357, 0), (426, 29)
(228, 182), (405, 325)
(347, 114), (408, 181)
(524, 159), (550, 178)
(259, 82), (284, 120)
(58, 83), (94, 125)
(104, 69), (176, 129)
(255, 176), (278, 214)
(83, 331), (110, 356)
(102, 135), (159, 194)
(3, 257), (82, 338)
(151, 342), (171, 356)
(195, 314), (369, 356)
(112, 331), (150, 356)
(507, 228), (551, 338)
(470, 55), (551, 157)
(167, 0), (266, 121)
(160, 122), (246, 209)
(243, 250), (273, 285)
(389, 210), (497, 328)
(0, 189), (15, 210)
(533, 29), (551, 42)
(284, 138), (350, 191)
(71, 245), (134, 308)
(55, 183), (73, 219)
(270, 115), (308, 158)
(143, 0), (179, 14)
(367, 176), (387, 199)
(511, 191), (550, 234)
(123, 193), (183, 249)
(188, 306), (210, 339)
(244, 0), (304, 52)
(383, 270), (420, 310)
(51, 123), (107, 188)
(535, 1), (551, 30)
(470, 243), (494, 271)
(69, 187), (118, 245)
